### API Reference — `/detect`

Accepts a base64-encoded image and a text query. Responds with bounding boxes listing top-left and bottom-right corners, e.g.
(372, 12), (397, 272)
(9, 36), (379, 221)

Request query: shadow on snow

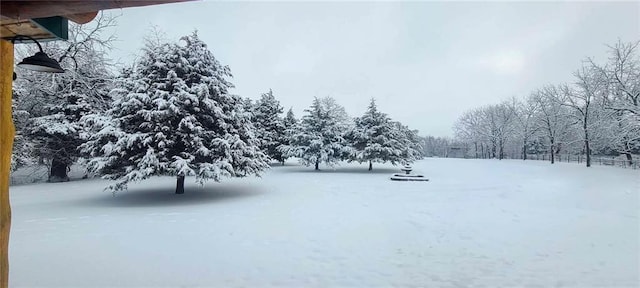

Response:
(287, 166), (400, 175)
(75, 183), (263, 208)
(268, 162), (301, 167)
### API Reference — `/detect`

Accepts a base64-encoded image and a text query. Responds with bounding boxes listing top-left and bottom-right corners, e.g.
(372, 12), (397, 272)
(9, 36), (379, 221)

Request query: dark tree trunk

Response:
(522, 140), (527, 160)
(582, 113), (591, 167)
(491, 141), (497, 159)
(314, 160), (319, 171)
(368, 160), (372, 171)
(48, 158), (69, 182)
(622, 141), (633, 165)
(474, 142), (478, 159)
(624, 152), (633, 165)
(175, 175), (185, 194)
(585, 139), (591, 167)
(550, 142), (555, 164)
(584, 126), (591, 168)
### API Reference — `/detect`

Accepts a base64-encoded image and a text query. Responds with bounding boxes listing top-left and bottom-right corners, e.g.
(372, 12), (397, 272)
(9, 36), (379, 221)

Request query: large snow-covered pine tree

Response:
(82, 32), (269, 193)
(252, 89), (286, 163)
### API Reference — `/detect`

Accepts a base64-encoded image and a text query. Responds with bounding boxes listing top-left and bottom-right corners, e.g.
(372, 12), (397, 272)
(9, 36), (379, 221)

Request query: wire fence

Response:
(525, 154), (640, 169)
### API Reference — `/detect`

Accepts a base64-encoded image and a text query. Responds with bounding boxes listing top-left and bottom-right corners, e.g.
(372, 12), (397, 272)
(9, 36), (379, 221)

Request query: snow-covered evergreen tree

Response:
(279, 107), (299, 163)
(28, 91), (99, 181)
(283, 108), (298, 130)
(282, 96), (352, 170)
(241, 97), (254, 116)
(81, 32), (269, 193)
(347, 99), (405, 170)
(252, 89), (286, 163)
(389, 121), (424, 164)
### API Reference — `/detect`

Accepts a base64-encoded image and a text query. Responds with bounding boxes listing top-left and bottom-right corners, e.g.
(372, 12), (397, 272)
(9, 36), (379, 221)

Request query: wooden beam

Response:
(63, 12), (98, 24)
(0, 39), (14, 288)
(0, 1), (193, 20)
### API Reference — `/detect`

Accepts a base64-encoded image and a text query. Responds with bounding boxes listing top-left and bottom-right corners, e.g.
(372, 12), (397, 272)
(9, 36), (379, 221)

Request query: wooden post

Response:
(0, 39), (15, 288)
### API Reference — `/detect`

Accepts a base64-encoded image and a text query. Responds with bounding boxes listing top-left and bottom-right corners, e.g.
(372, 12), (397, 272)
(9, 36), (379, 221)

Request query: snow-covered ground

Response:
(9, 158), (640, 287)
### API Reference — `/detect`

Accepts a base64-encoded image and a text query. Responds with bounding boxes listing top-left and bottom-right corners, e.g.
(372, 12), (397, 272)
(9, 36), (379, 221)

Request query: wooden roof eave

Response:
(1, 1), (194, 24)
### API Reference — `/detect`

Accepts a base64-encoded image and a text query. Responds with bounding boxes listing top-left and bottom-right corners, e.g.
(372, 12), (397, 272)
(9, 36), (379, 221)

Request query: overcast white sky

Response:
(104, 1), (639, 137)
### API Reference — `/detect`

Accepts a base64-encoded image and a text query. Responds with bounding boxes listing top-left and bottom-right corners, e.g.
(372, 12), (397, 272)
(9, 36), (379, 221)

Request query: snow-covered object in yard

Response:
(390, 165), (429, 181)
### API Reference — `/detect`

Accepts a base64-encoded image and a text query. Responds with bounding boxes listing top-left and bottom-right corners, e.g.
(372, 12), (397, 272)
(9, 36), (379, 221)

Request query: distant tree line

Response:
(451, 40), (640, 167)
(421, 136), (467, 158)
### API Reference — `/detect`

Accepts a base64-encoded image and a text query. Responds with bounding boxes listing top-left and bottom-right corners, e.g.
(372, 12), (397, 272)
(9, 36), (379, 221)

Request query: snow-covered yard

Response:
(8, 158), (640, 287)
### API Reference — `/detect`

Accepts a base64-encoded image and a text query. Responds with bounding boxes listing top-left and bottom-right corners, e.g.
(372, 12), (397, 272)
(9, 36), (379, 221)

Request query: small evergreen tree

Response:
(279, 107), (298, 164)
(389, 121), (424, 164)
(252, 89), (286, 163)
(347, 99), (403, 170)
(29, 90), (100, 181)
(282, 97), (351, 170)
(82, 32), (269, 193)
(283, 108), (298, 130)
(241, 97), (254, 116)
